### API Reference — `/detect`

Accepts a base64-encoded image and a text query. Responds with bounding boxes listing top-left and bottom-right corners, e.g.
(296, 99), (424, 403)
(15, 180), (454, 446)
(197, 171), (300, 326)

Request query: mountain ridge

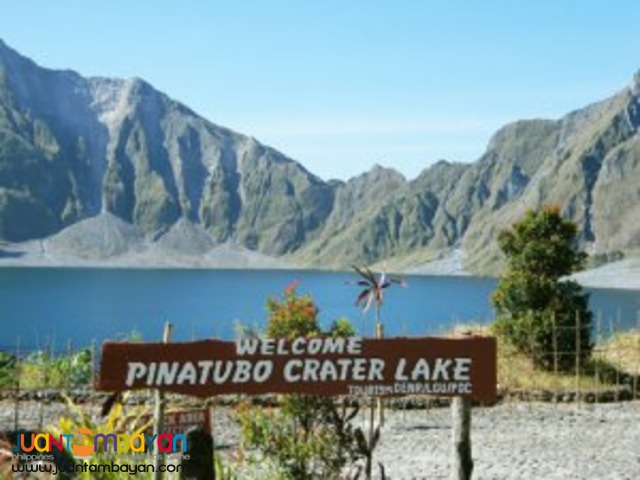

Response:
(1, 39), (639, 275)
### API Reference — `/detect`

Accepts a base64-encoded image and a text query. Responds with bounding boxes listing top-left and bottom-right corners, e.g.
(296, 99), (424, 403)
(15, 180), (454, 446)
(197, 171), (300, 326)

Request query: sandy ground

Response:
(3, 241), (640, 292)
(2, 400), (639, 479)
(570, 258), (640, 290)
(0, 240), (294, 270)
(374, 402), (640, 480)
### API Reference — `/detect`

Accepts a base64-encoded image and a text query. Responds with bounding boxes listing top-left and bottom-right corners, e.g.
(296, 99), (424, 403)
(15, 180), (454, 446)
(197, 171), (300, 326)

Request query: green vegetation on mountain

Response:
(0, 38), (639, 272)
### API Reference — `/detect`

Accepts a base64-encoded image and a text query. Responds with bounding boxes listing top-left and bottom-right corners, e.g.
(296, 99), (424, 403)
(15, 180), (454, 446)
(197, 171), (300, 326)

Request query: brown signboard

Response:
(98, 336), (497, 402)
(135, 408), (211, 436)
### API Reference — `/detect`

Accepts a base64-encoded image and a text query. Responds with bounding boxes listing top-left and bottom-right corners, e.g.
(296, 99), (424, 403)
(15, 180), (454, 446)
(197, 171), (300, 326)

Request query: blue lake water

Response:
(0, 268), (639, 352)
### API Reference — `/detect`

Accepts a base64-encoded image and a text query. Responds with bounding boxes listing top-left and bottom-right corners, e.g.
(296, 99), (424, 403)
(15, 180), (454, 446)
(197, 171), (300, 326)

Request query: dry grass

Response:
(594, 330), (640, 376)
(447, 324), (640, 393)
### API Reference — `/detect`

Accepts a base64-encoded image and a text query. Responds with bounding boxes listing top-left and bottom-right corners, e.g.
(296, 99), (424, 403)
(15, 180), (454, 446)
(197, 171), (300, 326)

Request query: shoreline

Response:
(1, 258), (640, 292)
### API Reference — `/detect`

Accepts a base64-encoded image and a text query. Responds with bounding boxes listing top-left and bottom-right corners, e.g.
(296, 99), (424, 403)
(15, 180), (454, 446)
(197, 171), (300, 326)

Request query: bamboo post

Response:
(595, 311), (602, 403)
(401, 316), (408, 419)
(451, 397), (473, 480)
(38, 339), (50, 429)
(211, 405), (216, 480)
(635, 311), (640, 400)
(14, 337), (20, 432)
(375, 321), (384, 426)
(529, 311), (535, 407)
(551, 312), (560, 406)
(575, 310), (581, 405)
(551, 312), (558, 404)
(608, 316), (616, 401)
(67, 340), (73, 391)
(90, 340), (96, 387)
(615, 310), (621, 402)
(154, 322), (173, 480)
(367, 396), (375, 480)
(552, 312), (558, 378)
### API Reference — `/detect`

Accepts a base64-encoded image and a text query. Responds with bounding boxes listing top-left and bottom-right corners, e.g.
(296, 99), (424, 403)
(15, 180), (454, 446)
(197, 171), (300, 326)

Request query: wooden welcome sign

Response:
(98, 336), (497, 402)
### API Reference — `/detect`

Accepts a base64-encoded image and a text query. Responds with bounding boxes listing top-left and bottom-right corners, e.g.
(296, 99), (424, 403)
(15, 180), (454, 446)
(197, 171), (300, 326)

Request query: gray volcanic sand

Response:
(3, 400), (638, 479)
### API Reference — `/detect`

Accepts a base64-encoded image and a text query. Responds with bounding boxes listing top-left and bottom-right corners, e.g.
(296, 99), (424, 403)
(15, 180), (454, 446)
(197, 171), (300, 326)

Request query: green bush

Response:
(492, 206), (593, 371)
(8, 348), (92, 388)
(236, 282), (364, 480)
(0, 351), (16, 388)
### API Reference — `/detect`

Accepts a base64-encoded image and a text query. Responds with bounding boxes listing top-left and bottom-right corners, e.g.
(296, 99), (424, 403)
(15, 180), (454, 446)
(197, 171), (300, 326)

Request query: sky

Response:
(1, 1), (639, 181)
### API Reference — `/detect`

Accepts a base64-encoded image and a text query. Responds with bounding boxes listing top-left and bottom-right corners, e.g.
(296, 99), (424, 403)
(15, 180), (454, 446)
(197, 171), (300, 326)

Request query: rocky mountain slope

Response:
(0, 39), (332, 257)
(1, 39), (639, 274)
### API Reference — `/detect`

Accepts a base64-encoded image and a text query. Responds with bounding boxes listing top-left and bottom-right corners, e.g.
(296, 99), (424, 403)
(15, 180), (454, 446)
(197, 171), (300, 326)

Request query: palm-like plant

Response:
(348, 265), (406, 469)
(349, 265), (406, 338)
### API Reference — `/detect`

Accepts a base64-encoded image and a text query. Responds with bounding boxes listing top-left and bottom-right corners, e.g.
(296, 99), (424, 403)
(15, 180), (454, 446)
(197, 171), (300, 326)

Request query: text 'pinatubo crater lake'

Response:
(1, 268), (639, 351)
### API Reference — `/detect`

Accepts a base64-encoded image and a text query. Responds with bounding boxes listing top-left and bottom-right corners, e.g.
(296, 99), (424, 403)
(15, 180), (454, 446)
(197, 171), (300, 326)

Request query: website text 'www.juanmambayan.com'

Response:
(11, 461), (183, 476)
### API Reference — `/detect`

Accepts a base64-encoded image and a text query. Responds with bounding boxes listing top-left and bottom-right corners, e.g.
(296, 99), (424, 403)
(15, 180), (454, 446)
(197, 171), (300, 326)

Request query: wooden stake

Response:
(90, 340), (96, 387)
(451, 397), (473, 480)
(615, 310), (621, 402)
(154, 322), (172, 480)
(575, 310), (581, 405)
(67, 340), (73, 390)
(14, 337), (20, 432)
(375, 321), (384, 426)
(211, 406), (216, 480)
(552, 311), (558, 378)
(635, 311), (640, 400)
(39, 339), (49, 429)
(595, 311), (602, 403)
(551, 311), (559, 406)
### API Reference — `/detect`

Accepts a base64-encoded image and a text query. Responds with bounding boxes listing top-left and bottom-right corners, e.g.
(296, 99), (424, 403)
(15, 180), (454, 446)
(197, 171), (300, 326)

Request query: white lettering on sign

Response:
(394, 358), (472, 382)
(454, 358), (471, 381)
(102, 336), (497, 401)
(125, 357), (470, 387)
(125, 360), (275, 387)
(126, 362), (146, 386)
(235, 337), (363, 356)
(392, 382), (473, 395)
(282, 358), (385, 382)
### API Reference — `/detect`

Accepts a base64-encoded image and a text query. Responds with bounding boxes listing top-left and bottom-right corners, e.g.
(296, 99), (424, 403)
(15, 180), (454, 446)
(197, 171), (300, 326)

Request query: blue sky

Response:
(1, 1), (639, 180)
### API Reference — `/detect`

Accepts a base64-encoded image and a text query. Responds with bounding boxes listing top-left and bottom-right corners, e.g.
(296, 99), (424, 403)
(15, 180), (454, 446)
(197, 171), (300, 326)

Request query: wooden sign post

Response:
(132, 408), (213, 480)
(98, 335), (497, 479)
(98, 336), (497, 402)
(451, 396), (473, 480)
(154, 322), (172, 480)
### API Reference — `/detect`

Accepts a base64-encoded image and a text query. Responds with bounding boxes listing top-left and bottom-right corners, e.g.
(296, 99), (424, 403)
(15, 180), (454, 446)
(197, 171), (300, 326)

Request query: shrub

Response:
(492, 206), (593, 371)
(0, 351), (16, 388)
(46, 392), (153, 480)
(18, 348), (92, 388)
(236, 282), (364, 479)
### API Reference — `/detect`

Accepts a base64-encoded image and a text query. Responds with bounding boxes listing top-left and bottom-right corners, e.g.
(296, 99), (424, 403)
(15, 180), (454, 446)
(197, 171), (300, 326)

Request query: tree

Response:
(492, 206), (593, 371)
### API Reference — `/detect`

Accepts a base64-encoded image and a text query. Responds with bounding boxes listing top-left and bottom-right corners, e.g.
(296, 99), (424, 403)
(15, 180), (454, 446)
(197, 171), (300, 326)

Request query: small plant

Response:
(46, 392), (153, 480)
(350, 421), (387, 480)
(348, 265), (405, 477)
(348, 265), (406, 337)
(0, 351), (16, 388)
(235, 282), (364, 479)
(18, 348), (92, 388)
(214, 453), (239, 480)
